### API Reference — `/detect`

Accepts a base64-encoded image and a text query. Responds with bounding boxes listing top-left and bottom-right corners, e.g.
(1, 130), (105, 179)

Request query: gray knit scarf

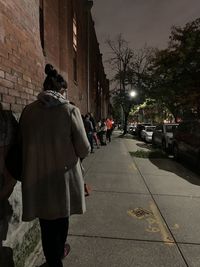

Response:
(37, 90), (69, 107)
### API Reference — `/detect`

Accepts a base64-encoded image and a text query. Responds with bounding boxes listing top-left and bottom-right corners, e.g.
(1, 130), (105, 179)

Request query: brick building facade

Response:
(0, 1), (109, 266)
(0, 0), (109, 117)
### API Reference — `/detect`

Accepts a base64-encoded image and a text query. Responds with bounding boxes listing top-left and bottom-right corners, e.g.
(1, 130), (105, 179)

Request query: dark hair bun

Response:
(45, 64), (58, 78)
(45, 64), (53, 75)
(43, 63), (67, 91)
(51, 69), (58, 78)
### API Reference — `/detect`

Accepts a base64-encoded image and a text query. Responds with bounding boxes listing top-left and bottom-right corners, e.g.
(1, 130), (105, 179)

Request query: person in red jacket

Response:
(106, 117), (113, 143)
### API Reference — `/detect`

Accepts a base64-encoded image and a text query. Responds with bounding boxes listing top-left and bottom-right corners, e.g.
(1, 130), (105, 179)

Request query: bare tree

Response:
(105, 35), (134, 134)
(106, 35), (153, 134)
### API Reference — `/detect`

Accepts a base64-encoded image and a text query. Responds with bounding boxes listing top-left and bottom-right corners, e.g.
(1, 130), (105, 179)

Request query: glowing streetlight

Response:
(129, 90), (137, 98)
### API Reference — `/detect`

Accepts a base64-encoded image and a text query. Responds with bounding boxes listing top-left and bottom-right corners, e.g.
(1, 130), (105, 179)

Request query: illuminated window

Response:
(73, 13), (77, 82)
(73, 14), (77, 52)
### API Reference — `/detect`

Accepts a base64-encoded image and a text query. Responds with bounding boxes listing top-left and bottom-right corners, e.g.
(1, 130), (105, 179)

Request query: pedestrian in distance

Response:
(18, 64), (90, 267)
(84, 113), (94, 153)
(96, 119), (107, 146)
(88, 112), (100, 148)
(106, 117), (113, 142)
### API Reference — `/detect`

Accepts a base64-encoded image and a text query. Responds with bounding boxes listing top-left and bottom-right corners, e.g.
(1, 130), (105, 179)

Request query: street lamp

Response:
(129, 90), (137, 98)
(125, 82), (137, 99)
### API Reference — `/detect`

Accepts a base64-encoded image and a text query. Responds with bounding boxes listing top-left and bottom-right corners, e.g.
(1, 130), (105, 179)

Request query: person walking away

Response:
(84, 114), (94, 153)
(88, 113), (100, 148)
(96, 120), (104, 146)
(97, 119), (107, 145)
(18, 64), (90, 267)
(106, 117), (113, 142)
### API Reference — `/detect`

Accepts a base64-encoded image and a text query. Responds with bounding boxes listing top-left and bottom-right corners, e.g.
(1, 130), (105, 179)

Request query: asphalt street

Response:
(35, 131), (200, 267)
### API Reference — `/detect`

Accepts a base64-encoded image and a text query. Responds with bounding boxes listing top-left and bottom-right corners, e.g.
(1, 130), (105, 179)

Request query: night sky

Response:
(92, 0), (200, 75)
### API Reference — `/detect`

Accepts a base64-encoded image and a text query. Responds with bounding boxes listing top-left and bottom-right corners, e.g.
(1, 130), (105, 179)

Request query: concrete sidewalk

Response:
(35, 131), (200, 267)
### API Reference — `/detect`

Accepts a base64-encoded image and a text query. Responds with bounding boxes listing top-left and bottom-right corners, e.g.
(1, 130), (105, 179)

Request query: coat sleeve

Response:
(71, 107), (91, 158)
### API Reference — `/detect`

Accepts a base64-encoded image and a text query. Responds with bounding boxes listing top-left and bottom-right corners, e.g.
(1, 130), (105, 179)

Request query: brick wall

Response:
(0, 1), (110, 265)
(0, 0), (44, 114)
(0, 0), (109, 116)
(44, 0), (60, 68)
(65, 0), (89, 114)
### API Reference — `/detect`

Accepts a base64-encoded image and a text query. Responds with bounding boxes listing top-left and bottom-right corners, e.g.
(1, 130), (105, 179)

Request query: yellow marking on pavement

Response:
(127, 208), (152, 220)
(146, 226), (160, 233)
(146, 217), (157, 225)
(149, 201), (175, 245)
(127, 203), (176, 246)
(128, 162), (137, 170)
(171, 224), (180, 230)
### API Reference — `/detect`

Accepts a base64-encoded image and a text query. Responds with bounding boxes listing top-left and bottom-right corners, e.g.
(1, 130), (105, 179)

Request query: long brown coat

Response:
(19, 99), (90, 221)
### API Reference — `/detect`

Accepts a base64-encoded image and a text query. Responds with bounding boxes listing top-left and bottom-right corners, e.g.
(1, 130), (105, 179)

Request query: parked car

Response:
(127, 125), (136, 135)
(152, 123), (179, 152)
(141, 126), (156, 143)
(173, 120), (200, 169)
(135, 123), (152, 139)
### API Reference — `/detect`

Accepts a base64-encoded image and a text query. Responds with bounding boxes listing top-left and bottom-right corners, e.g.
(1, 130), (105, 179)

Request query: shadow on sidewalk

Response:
(117, 134), (135, 139)
(136, 142), (152, 150)
(150, 157), (200, 186)
(130, 138), (200, 185)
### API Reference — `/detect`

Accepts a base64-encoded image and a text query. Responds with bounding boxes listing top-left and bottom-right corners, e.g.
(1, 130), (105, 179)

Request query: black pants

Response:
(39, 217), (69, 267)
(87, 132), (94, 152)
(106, 129), (112, 142)
(97, 131), (106, 145)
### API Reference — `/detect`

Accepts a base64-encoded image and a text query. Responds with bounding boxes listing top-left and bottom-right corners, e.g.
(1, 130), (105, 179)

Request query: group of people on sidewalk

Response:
(82, 113), (114, 153)
(0, 64), (114, 267)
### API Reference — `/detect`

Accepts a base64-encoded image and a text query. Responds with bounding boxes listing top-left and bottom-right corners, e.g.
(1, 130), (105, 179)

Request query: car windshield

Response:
(165, 125), (178, 132)
(146, 127), (155, 132)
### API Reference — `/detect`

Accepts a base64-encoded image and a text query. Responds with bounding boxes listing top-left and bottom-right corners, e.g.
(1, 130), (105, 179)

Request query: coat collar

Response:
(37, 90), (69, 107)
